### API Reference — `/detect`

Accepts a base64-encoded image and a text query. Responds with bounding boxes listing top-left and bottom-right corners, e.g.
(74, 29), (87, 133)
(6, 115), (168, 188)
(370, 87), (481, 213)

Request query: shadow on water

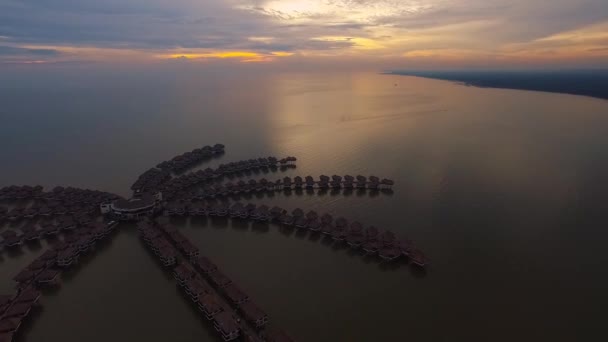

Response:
(25, 240), (43, 252)
(169, 217), (188, 226)
(294, 229), (307, 240)
(209, 217), (229, 229)
(251, 222), (269, 233)
(5, 246), (25, 258)
(330, 241), (348, 252)
(378, 260), (402, 271)
(380, 189), (394, 196)
(320, 235), (334, 246)
(278, 226), (294, 237)
(279, 165), (297, 172)
(190, 216), (209, 228)
(408, 264), (428, 279)
(307, 232), (321, 243)
(231, 220), (250, 231)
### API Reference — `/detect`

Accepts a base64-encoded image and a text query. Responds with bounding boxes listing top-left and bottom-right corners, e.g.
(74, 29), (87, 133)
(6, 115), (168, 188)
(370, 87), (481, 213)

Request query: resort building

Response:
(100, 192), (162, 221)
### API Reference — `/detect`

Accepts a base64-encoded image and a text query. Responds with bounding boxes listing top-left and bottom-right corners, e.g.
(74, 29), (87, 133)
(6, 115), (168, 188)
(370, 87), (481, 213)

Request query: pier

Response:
(137, 219), (294, 342)
(162, 202), (429, 267)
(192, 174), (394, 200)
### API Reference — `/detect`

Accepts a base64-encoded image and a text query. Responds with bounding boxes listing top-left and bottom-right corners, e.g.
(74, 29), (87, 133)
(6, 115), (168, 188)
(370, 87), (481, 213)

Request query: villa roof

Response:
(0, 295), (12, 307)
(0, 318), (20, 333)
(13, 270), (34, 283)
(195, 256), (218, 273)
(209, 270), (232, 288)
(214, 311), (239, 333)
(223, 283), (248, 303)
(199, 294), (223, 312)
(4, 303), (32, 317)
(240, 301), (267, 322)
(15, 289), (40, 303)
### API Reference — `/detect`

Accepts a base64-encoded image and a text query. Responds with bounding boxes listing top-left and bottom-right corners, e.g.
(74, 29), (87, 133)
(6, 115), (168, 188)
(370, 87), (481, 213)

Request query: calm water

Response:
(1, 71), (608, 341)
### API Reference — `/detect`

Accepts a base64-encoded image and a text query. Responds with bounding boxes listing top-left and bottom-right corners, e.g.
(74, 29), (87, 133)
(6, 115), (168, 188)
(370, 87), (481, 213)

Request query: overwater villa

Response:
(409, 249), (430, 267)
(362, 240), (381, 254)
(240, 301), (269, 328)
(292, 208), (304, 218)
(283, 177), (292, 189)
(320, 213), (333, 226)
(0, 317), (21, 335)
(14, 289), (40, 305)
(269, 206), (285, 219)
(173, 264), (197, 286)
(294, 216), (308, 229)
(365, 226), (380, 240)
(379, 246), (401, 261)
(213, 311), (240, 341)
(13, 270), (34, 285)
(398, 239), (413, 256)
(279, 214), (294, 226)
(223, 284), (249, 305)
(307, 218), (322, 231)
(346, 222), (365, 247)
(380, 178), (395, 189)
(199, 294), (224, 320)
(381, 230), (397, 246)
(185, 278), (213, 303)
(35, 269), (60, 286)
(209, 270), (232, 289)
(305, 176), (315, 188)
(57, 248), (79, 267)
(293, 176), (303, 189)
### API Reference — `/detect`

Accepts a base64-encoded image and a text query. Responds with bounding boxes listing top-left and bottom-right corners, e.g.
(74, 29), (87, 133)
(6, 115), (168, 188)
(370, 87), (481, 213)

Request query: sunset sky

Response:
(1, 0), (607, 68)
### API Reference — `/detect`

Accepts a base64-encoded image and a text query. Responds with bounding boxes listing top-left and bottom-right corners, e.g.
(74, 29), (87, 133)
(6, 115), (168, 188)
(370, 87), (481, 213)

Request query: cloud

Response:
(0, 0), (606, 67)
(0, 46), (59, 56)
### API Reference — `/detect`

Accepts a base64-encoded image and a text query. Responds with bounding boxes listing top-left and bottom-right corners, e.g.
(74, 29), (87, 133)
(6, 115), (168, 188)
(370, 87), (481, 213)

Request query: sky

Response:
(1, 0), (608, 69)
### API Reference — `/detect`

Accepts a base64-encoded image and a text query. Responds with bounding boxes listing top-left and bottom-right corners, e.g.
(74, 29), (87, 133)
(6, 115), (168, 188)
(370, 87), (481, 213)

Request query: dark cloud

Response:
(0, 45), (59, 56)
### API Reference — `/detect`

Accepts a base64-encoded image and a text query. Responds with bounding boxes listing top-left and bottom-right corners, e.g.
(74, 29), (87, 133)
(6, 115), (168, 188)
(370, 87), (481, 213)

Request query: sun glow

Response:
(159, 50), (294, 62)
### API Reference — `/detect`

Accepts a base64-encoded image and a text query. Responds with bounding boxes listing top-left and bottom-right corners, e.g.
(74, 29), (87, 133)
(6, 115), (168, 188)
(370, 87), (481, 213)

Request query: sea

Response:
(1, 69), (608, 341)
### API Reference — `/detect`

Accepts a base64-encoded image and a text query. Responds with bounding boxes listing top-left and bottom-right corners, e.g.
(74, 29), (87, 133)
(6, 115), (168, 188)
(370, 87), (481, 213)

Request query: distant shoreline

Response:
(386, 70), (608, 101)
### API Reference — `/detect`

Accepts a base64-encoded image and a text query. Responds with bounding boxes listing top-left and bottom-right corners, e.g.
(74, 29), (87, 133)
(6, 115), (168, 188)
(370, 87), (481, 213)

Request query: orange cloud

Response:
(160, 50), (293, 62)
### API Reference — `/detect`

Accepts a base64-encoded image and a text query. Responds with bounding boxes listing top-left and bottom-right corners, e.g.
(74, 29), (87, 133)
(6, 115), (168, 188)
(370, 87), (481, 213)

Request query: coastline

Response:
(385, 71), (608, 101)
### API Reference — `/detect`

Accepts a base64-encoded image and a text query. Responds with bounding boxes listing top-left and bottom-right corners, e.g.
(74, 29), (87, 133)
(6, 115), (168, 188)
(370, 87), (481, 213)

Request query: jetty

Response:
(161, 201), (428, 267)
(137, 219), (293, 341)
(193, 174), (394, 200)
